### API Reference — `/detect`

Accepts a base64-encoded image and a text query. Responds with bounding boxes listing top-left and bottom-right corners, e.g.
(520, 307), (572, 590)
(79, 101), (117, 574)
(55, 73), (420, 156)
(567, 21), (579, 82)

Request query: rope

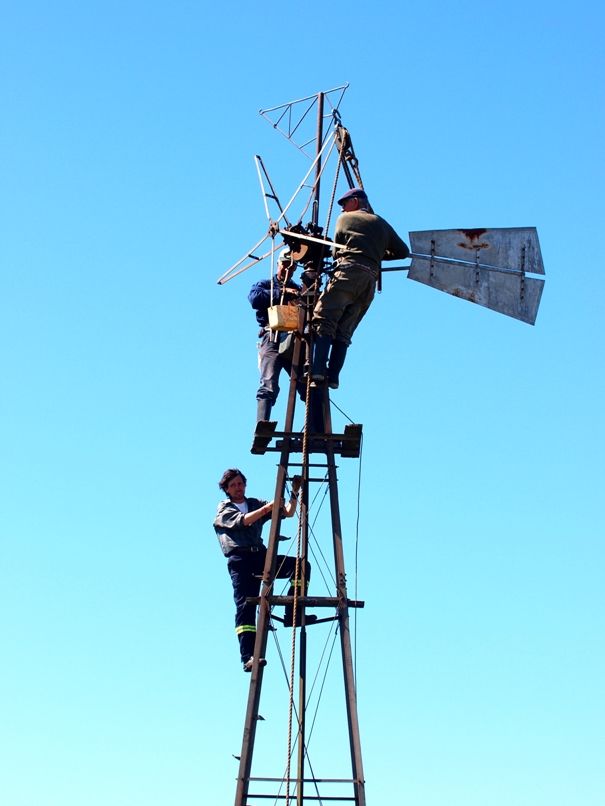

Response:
(281, 133), (336, 227)
(284, 375), (310, 804)
(323, 148), (341, 238)
(270, 611), (340, 805)
(284, 279), (323, 803)
(281, 295), (365, 803)
(269, 616), (339, 805)
(296, 625), (340, 806)
(268, 432), (362, 803)
(285, 513), (302, 801)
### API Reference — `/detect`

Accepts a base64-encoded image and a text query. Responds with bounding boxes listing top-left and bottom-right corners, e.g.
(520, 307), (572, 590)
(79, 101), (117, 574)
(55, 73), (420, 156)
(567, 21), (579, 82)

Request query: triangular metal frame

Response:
(259, 84), (349, 157)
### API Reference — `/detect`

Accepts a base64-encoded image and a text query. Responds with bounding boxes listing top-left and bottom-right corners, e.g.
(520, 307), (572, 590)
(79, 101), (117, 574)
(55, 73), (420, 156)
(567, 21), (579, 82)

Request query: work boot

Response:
(327, 341), (348, 389)
(311, 335), (332, 382)
(243, 657), (267, 673)
(256, 398), (273, 422)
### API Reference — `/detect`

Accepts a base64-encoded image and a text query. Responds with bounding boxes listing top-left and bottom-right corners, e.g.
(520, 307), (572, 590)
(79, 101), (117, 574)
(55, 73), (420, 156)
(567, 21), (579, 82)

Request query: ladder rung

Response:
(247, 796), (356, 802)
(246, 595), (364, 608)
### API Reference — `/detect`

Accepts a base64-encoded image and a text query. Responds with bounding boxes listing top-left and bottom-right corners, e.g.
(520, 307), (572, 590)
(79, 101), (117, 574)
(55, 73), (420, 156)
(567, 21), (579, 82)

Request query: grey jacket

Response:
(213, 497), (270, 557)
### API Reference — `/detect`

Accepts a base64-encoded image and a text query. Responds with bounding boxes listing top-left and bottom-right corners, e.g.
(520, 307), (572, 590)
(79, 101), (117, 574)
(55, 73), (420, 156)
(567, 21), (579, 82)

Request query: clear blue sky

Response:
(2, 1), (603, 804)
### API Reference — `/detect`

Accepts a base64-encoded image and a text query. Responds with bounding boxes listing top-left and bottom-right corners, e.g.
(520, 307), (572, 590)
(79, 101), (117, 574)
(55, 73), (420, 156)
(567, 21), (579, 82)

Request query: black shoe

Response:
(283, 614), (318, 628)
(311, 335), (332, 381)
(243, 657), (267, 672)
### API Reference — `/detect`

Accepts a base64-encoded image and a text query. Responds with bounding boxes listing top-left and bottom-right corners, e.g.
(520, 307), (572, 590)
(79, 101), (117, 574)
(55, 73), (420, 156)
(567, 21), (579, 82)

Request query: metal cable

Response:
(272, 618), (339, 806)
(319, 399), (364, 679)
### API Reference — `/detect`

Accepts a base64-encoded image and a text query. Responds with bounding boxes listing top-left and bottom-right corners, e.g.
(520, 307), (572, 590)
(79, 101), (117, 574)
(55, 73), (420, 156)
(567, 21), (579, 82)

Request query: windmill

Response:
(218, 85), (545, 805)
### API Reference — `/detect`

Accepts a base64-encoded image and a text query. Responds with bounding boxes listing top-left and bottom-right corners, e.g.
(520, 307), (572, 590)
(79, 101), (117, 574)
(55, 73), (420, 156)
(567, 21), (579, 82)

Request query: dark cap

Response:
(337, 187), (368, 205)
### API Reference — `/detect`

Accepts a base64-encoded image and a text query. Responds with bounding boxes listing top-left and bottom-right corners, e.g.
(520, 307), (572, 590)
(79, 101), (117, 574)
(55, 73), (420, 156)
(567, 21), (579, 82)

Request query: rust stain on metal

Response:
(460, 228), (487, 241)
(457, 228), (490, 251)
(452, 287), (477, 303)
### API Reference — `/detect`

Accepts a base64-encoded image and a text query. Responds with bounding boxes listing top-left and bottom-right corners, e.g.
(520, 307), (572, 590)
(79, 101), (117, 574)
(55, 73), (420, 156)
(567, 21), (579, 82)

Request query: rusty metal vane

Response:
(406, 227), (545, 325)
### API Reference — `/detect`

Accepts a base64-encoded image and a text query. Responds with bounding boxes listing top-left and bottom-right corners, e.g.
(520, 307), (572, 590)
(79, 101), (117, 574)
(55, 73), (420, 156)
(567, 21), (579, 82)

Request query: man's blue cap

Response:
(337, 187), (368, 205)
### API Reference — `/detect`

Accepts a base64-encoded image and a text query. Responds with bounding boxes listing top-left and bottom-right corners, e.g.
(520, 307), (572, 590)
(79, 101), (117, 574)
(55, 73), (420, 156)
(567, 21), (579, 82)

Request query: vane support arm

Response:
(381, 254), (531, 278)
(254, 154), (290, 227)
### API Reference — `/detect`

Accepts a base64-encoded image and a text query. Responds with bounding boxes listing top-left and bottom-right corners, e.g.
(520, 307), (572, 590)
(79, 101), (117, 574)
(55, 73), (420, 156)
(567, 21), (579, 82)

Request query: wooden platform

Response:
(251, 422), (363, 457)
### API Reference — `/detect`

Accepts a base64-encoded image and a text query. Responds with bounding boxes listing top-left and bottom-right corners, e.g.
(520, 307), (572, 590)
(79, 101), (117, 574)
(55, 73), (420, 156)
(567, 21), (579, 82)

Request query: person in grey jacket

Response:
(213, 468), (316, 671)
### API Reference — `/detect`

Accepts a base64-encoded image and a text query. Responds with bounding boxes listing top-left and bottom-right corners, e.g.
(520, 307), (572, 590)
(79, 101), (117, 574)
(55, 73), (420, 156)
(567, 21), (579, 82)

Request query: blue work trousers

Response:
(256, 331), (291, 405)
(227, 549), (311, 663)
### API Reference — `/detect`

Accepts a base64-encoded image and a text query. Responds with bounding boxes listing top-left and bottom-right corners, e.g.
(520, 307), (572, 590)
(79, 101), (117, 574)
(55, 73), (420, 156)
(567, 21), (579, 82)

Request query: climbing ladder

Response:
(232, 88), (368, 805)
(234, 322), (366, 806)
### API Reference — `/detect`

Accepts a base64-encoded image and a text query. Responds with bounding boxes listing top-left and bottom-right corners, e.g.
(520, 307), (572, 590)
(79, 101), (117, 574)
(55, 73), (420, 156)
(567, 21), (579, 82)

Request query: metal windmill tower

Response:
(217, 85), (545, 805)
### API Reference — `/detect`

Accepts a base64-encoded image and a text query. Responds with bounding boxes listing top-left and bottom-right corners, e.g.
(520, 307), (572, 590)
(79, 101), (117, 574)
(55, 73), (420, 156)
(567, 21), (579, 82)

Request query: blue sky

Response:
(1, 1), (604, 804)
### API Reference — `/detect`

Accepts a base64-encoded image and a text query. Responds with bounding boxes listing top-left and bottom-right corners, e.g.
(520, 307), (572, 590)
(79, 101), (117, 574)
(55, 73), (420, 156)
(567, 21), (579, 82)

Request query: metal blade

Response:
(407, 227), (545, 324)
(408, 256), (544, 325)
(409, 227), (544, 275)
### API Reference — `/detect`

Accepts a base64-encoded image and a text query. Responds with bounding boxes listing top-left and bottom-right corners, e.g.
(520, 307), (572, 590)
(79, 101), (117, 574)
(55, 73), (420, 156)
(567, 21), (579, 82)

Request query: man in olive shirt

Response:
(312, 188), (410, 388)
